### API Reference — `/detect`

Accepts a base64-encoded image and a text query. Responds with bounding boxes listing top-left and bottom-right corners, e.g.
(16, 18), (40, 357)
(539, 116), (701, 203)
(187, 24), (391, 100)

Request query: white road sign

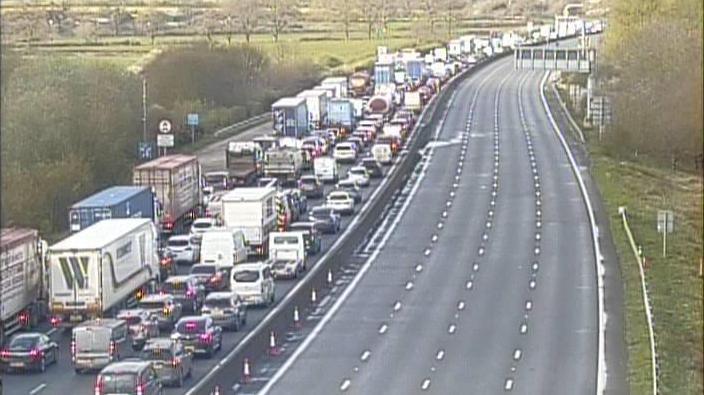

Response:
(157, 134), (174, 147)
(158, 119), (172, 134)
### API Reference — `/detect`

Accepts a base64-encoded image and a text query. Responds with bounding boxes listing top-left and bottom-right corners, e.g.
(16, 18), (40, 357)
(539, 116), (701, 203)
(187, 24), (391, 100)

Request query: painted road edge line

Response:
(539, 70), (607, 395)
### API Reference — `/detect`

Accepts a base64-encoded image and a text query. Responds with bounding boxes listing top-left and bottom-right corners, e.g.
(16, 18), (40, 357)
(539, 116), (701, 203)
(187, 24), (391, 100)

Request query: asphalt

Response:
(260, 56), (600, 395)
(2, 111), (388, 395)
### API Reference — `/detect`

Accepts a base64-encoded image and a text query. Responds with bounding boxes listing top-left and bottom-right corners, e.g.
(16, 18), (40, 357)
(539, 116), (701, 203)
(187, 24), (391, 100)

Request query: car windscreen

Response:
(312, 209), (331, 218)
(191, 266), (216, 275)
(138, 301), (164, 310)
(141, 347), (173, 361)
(75, 329), (110, 352)
(161, 281), (188, 294)
(336, 145), (352, 151)
(99, 372), (138, 393)
(117, 316), (142, 325)
(299, 178), (317, 185)
(175, 320), (206, 334)
(204, 298), (233, 308)
(8, 336), (38, 350)
(233, 270), (260, 283)
(193, 222), (212, 229)
(273, 236), (299, 244)
(350, 169), (366, 175)
(328, 194), (348, 201)
(168, 239), (189, 247)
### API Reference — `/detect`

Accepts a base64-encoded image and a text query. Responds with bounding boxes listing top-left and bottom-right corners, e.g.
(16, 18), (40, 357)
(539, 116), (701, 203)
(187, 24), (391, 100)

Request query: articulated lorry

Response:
(133, 154), (202, 235)
(297, 89), (329, 129)
(0, 228), (48, 345)
(48, 218), (160, 327)
(272, 97), (309, 138)
(68, 186), (155, 233)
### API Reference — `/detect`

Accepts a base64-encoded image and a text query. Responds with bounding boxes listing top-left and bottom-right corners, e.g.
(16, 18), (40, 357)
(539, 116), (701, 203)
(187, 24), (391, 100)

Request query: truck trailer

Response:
(221, 187), (277, 257)
(68, 186), (155, 233)
(133, 154), (202, 235)
(326, 99), (356, 137)
(272, 97), (309, 138)
(297, 89), (329, 129)
(48, 218), (160, 327)
(0, 228), (48, 345)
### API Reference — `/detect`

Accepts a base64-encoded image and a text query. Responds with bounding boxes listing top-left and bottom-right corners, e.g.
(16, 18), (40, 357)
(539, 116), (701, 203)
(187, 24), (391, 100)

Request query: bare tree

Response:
(223, 0), (261, 43)
(358, 0), (377, 40)
(75, 20), (98, 43)
(262, 0), (300, 42)
(324, 0), (358, 41)
(420, 0), (438, 36)
(441, 0), (466, 39)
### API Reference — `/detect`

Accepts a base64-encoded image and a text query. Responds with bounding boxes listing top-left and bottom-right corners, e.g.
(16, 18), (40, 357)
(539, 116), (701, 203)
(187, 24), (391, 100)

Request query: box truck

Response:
(48, 219), (160, 327)
(221, 187), (277, 257)
(0, 228), (48, 344)
(133, 154), (202, 235)
(404, 91), (423, 113)
(225, 141), (263, 186)
(320, 77), (348, 98)
(327, 99), (356, 137)
(297, 89), (329, 128)
(68, 186), (155, 233)
(272, 97), (309, 138)
(349, 71), (371, 97)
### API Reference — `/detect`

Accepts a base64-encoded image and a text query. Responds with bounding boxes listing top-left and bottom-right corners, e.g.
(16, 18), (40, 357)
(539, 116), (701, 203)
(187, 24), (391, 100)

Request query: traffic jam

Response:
(0, 36), (503, 394)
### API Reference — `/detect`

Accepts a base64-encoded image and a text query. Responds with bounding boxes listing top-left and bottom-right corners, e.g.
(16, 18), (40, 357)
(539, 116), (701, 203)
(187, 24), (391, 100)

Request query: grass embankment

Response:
(559, 91), (704, 394)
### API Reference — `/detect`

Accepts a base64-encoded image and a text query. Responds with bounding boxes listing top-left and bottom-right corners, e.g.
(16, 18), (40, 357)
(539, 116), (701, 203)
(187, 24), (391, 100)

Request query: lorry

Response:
(0, 228), (48, 345)
(374, 61), (395, 94)
(366, 94), (394, 118)
(349, 71), (371, 97)
(433, 47), (448, 62)
(326, 99), (356, 137)
(68, 186), (155, 233)
(431, 62), (448, 79)
(296, 89), (329, 129)
(320, 77), (348, 98)
(272, 97), (309, 138)
(133, 154), (202, 235)
(264, 148), (304, 180)
(404, 91), (423, 113)
(225, 141), (263, 186)
(448, 39), (462, 57)
(406, 59), (426, 83)
(48, 218), (160, 327)
(221, 187), (277, 257)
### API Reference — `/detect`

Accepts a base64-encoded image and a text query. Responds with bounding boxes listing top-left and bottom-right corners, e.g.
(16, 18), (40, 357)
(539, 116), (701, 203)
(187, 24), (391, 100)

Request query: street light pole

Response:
(142, 76), (148, 142)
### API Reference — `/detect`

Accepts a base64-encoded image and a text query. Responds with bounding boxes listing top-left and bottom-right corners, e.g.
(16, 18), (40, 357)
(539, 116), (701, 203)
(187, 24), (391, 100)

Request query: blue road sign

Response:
(138, 142), (155, 160)
(187, 113), (199, 126)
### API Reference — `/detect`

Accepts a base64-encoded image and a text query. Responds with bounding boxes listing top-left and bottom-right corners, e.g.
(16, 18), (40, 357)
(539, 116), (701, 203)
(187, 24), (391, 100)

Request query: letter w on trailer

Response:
(47, 218), (160, 327)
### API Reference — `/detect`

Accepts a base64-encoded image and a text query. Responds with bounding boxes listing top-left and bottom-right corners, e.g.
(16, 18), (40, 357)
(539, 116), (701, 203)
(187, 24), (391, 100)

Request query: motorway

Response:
(3, 114), (387, 395)
(258, 55), (599, 394)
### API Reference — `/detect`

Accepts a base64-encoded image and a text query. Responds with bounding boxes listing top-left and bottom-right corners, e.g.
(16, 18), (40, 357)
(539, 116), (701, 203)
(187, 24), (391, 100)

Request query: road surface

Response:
(261, 56), (599, 395)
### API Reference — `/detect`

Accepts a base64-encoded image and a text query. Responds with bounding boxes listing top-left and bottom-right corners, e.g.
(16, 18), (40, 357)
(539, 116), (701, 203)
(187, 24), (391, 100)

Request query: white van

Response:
(269, 232), (306, 278)
(314, 157), (339, 183)
(200, 229), (247, 268)
(372, 144), (393, 165)
(230, 263), (275, 306)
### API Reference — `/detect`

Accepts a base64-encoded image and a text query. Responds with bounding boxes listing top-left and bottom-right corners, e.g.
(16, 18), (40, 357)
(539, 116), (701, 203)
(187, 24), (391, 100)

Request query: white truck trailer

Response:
(1, 228), (48, 344)
(221, 187), (277, 257)
(48, 218), (160, 327)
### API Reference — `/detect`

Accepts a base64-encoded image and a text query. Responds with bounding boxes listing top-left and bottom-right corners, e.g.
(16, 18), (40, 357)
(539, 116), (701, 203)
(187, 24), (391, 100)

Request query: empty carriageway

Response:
(258, 55), (599, 395)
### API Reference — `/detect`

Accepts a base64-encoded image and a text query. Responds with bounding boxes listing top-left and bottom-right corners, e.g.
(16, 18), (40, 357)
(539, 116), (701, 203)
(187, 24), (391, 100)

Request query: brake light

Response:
(95, 377), (104, 395)
(171, 357), (181, 367)
(160, 256), (173, 267)
(209, 273), (222, 284)
(19, 311), (30, 327)
(186, 288), (196, 298)
(30, 348), (44, 361)
(109, 340), (116, 358)
(136, 382), (145, 395)
(0, 349), (10, 358)
(50, 316), (62, 327)
(199, 333), (213, 344)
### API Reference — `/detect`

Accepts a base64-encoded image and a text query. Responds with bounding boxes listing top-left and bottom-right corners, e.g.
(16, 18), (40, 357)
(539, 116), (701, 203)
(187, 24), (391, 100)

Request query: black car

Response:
(308, 206), (341, 234)
(171, 316), (223, 358)
(0, 333), (58, 372)
(361, 158), (384, 178)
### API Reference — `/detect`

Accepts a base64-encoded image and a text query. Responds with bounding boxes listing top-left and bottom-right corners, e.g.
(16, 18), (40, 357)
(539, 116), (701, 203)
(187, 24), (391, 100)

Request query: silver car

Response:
(166, 235), (199, 264)
(140, 338), (193, 388)
(201, 292), (247, 331)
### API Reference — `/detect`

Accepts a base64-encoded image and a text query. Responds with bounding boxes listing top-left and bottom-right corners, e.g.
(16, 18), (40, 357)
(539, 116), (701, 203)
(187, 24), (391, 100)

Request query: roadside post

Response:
(656, 209), (674, 258)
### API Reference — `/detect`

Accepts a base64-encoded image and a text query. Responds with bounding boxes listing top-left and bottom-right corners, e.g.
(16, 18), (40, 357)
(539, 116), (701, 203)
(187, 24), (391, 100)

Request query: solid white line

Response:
(539, 71), (607, 395)
(29, 383), (47, 395)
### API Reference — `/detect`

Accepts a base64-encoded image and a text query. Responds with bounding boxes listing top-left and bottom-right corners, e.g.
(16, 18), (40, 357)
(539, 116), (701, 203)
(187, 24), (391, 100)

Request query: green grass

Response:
(587, 131), (703, 394)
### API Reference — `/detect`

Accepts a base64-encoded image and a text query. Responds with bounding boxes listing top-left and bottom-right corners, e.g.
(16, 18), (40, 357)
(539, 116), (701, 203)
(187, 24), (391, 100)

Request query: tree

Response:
(440, 0), (466, 39)
(419, 0), (438, 36)
(74, 20), (97, 43)
(223, 0), (261, 43)
(358, 0), (377, 40)
(262, 0), (300, 42)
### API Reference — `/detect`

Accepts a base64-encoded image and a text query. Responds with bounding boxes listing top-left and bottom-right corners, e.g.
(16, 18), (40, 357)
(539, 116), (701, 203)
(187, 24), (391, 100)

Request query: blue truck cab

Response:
(68, 186), (155, 233)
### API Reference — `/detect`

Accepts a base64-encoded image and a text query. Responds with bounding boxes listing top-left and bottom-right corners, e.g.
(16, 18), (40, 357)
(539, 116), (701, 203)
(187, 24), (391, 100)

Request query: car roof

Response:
(193, 218), (216, 224)
(165, 275), (193, 283)
(169, 235), (192, 241)
(350, 166), (366, 171)
(140, 294), (172, 302)
(177, 315), (208, 323)
(206, 291), (235, 300)
(100, 361), (151, 374)
(290, 221), (315, 228)
(117, 309), (147, 316)
(144, 338), (174, 348)
(234, 262), (267, 271)
(328, 191), (349, 197)
(11, 333), (42, 341)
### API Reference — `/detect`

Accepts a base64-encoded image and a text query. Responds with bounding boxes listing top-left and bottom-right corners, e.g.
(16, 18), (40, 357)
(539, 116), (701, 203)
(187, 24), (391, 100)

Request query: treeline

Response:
(0, 45), (319, 236)
(601, 0), (703, 170)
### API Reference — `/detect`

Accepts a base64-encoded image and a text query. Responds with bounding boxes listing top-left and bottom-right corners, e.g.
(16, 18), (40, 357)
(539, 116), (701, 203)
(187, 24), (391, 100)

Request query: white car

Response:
(190, 217), (218, 239)
(166, 235), (199, 264)
(347, 166), (371, 187)
(326, 191), (355, 216)
(230, 262), (275, 307)
(333, 143), (357, 163)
